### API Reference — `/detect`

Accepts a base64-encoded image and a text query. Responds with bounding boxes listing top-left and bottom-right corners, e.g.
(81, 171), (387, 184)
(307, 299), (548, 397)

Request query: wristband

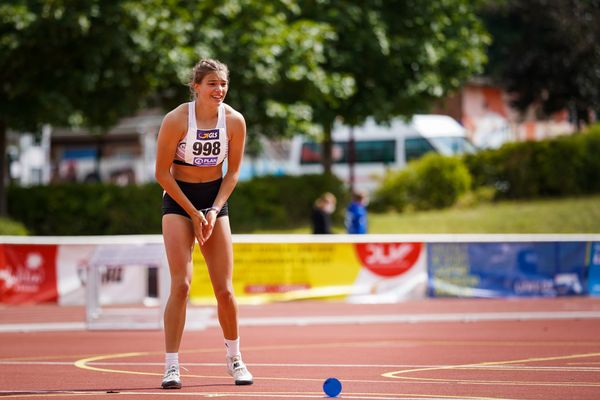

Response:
(203, 206), (220, 215)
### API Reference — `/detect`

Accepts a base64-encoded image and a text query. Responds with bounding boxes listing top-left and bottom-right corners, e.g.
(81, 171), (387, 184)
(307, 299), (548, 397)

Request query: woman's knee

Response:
(214, 287), (235, 306)
(170, 278), (191, 301)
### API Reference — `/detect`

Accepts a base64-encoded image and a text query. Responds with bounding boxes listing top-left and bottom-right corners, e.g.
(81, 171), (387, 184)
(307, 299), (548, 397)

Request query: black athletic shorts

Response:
(162, 178), (229, 219)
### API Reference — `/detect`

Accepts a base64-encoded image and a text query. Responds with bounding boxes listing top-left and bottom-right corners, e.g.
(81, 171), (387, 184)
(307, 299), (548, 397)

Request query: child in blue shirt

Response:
(345, 191), (368, 234)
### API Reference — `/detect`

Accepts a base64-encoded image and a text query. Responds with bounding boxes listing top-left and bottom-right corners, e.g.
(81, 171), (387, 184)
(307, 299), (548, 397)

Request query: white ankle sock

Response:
(224, 338), (240, 358)
(165, 352), (179, 371)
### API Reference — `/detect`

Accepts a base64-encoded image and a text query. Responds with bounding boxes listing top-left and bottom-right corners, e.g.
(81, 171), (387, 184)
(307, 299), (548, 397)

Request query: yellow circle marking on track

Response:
(382, 351), (600, 387)
(68, 352), (531, 400)
(71, 352), (523, 400)
(74, 352), (161, 377)
(72, 345), (600, 397)
(74, 351), (355, 382)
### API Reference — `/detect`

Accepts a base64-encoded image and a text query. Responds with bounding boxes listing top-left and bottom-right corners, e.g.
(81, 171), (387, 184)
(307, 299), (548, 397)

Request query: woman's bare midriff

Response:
(171, 164), (223, 183)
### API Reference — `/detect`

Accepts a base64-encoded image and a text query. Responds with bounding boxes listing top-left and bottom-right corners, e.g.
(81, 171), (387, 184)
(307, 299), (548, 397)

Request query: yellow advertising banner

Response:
(190, 241), (426, 305)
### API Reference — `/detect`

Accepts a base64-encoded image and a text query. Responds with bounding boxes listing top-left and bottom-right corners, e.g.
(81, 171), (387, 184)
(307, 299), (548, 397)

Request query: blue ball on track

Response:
(323, 377), (342, 397)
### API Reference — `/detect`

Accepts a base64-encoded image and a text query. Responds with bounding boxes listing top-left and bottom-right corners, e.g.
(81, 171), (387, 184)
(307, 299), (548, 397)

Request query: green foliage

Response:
(464, 125), (600, 199)
(1, 0), (492, 192)
(370, 169), (413, 212)
(0, 1), (194, 216)
(180, 0), (343, 142)
(375, 124), (600, 211)
(0, 217), (28, 236)
(298, 0), (490, 170)
(410, 154), (472, 210)
(7, 175), (347, 235)
(0, 1), (188, 131)
(480, 0), (600, 124)
(574, 124), (600, 193)
(301, 0), (490, 124)
(7, 183), (163, 235)
(373, 153), (472, 212)
(229, 174), (348, 232)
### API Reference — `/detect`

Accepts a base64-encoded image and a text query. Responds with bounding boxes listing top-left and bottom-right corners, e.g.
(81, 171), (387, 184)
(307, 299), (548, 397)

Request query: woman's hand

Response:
(201, 208), (218, 242)
(191, 210), (208, 246)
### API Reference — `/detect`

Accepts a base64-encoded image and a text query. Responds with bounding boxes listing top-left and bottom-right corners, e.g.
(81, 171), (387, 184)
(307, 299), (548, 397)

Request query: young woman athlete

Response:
(155, 58), (253, 389)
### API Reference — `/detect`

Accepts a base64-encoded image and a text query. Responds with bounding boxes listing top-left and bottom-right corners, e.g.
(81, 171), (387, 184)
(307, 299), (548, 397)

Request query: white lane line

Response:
(2, 360), (600, 373)
(1, 310), (600, 333)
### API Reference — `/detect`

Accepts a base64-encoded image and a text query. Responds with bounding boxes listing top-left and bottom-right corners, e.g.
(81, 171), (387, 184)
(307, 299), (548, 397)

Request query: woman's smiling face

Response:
(194, 71), (228, 104)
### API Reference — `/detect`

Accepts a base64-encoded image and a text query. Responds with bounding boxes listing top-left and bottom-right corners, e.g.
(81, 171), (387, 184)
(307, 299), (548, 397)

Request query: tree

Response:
(175, 1), (489, 175)
(0, 0), (191, 215)
(1, 0), (490, 219)
(177, 0), (348, 145)
(1, 0), (347, 218)
(297, 0), (490, 173)
(480, 0), (600, 129)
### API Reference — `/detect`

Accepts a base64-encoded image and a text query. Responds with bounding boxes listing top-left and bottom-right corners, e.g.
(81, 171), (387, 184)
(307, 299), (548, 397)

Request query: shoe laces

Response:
(164, 365), (180, 379)
(229, 356), (244, 370)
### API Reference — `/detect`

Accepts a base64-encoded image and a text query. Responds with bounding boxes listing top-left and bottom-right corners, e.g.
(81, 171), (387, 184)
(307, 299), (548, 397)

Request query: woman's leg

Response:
(201, 216), (253, 385)
(200, 216), (237, 340)
(162, 214), (195, 352)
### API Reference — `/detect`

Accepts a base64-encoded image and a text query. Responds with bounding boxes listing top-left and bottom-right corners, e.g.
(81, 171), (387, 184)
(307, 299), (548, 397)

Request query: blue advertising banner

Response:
(427, 242), (588, 298)
(588, 242), (600, 296)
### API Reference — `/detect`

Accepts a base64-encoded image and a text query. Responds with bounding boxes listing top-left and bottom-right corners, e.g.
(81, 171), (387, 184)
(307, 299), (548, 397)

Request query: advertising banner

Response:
(2, 236), (596, 305)
(428, 242), (588, 298)
(0, 244), (58, 304)
(588, 242), (600, 296)
(190, 241), (426, 304)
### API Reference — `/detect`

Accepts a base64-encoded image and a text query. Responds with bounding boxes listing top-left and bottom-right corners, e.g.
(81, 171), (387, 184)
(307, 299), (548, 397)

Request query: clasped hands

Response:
(192, 208), (218, 246)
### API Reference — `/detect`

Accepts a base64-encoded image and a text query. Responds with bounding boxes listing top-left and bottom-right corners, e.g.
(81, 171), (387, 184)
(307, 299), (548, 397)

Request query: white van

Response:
(287, 114), (477, 192)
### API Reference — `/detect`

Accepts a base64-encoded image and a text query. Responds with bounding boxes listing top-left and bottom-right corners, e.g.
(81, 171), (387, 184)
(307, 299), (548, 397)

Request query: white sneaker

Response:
(226, 355), (253, 385)
(161, 365), (181, 389)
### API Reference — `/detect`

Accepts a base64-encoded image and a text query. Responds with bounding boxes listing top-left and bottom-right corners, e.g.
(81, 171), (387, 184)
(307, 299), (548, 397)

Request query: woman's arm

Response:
(155, 106), (208, 243)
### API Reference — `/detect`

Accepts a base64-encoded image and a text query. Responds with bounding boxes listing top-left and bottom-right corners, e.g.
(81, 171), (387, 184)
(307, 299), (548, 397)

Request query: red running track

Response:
(1, 297), (600, 400)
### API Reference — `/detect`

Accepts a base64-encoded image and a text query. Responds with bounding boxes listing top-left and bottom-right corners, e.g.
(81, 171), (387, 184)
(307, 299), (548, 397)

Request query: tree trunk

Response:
(575, 106), (589, 132)
(0, 120), (7, 216)
(348, 126), (355, 194)
(322, 120), (334, 175)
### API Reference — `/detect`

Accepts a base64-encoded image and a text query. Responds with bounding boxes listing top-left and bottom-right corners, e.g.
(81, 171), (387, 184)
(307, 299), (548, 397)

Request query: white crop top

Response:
(174, 101), (228, 167)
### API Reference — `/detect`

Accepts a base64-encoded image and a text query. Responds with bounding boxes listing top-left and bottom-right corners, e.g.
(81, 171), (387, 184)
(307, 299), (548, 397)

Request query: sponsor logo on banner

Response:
(197, 129), (219, 140)
(193, 157), (218, 166)
(354, 242), (422, 277)
(0, 244), (58, 304)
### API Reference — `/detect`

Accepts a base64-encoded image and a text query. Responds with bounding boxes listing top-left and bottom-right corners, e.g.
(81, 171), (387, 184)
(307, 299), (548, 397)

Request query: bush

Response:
(576, 125), (600, 193)
(229, 174), (348, 232)
(7, 174), (348, 235)
(369, 168), (412, 212)
(0, 217), (28, 235)
(8, 183), (164, 235)
(464, 124), (600, 199)
(373, 153), (472, 211)
(408, 153), (472, 210)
